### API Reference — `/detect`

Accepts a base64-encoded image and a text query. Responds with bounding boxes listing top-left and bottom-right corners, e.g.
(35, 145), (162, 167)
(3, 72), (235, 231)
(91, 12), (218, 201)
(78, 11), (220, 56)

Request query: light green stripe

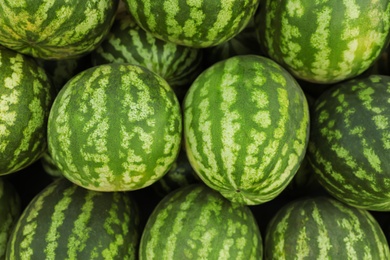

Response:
(45, 185), (77, 260)
(66, 191), (98, 259)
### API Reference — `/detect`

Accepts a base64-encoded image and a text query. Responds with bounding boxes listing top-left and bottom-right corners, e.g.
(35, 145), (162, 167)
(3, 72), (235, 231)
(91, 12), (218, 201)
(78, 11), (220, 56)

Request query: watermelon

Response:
(0, 178), (21, 260)
(183, 55), (310, 205)
(47, 63), (182, 192)
(6, 177), (140, 260)
(264, 196), (390, 259)
(307, 74), (390, 211)
(40, 152), (63, 179)
(139, 183), (263, 259)
(91, 10), (204, 91)
(123, 0), (260, 48)
(0, 0), (119, 60)
(257, 0), (390, 84)
(0, 47), (55, 176)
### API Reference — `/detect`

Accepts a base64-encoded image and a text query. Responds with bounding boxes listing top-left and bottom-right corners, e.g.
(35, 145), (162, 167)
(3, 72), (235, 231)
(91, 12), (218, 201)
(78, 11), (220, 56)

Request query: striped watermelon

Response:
(308, 75), (390, 211)
(6, 177), (140, 260)
(91, 10), (204, 91)
(264, 196), (390, 259)
(258, 0), (390, 84)
(47, 63), (182, 192)
(0, 47), (55, 176)
(139, 183), (263, 259)
(183, 55), (310, 205)
(123, 0), (260, 48)
(0, 0), (119, 60)
(0, 178), (21, 259)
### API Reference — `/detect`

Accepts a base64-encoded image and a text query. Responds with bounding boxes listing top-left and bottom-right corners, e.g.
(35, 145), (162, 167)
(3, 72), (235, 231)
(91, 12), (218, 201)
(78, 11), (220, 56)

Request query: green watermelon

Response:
(0, 178), (21, 260)
(47, 63), (182, 192)
(40, 152), (63, 179)
(0, 47), (55, 176)
(139, 184), (263, 259)
(123, 0), (260, 48)
(257, 0), (390, 84)
(264, 196), (390, 259)
(0, 0), (119, 60)
(91, 10), (204, 91)
(308, 75), (390, 211)
(6, 177), (140, 260)
(183, 55), (310, 205)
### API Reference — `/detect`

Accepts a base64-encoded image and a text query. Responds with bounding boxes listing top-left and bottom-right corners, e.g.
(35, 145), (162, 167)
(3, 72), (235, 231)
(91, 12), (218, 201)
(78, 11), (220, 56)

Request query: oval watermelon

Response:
(47, 63), (182, 192)
(183, 55), (310, 205)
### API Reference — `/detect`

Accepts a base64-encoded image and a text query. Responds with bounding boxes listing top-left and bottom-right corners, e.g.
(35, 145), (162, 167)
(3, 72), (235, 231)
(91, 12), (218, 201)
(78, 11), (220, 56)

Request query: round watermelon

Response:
(0, 47), (55, 176)
(265, 196), (390, 259)
(47, 63), (182, 192)
(139, 183), (263, 259)
(0, 0), (119, 59)
(257, 0), (390, 84)
(183, 55), (310, 205)
(123, 0), (260, 48)
(6, 177), (140, 260)
(308, 74), (390, 211)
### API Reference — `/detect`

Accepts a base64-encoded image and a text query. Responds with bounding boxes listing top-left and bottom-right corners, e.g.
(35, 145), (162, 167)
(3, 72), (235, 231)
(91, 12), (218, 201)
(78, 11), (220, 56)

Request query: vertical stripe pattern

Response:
(0, 47), (55, 176)
(183, 55), (309, 205)
(139, 184), (262, 259)
(265, 196), (390, 259)
(125, 0), (260, 48)
(0, 0), (119, 59)
(6, 178), (140, 260)
(258, 0), (390, 83)
(308, 75), (390, 211)
(47, 63), (182, 191)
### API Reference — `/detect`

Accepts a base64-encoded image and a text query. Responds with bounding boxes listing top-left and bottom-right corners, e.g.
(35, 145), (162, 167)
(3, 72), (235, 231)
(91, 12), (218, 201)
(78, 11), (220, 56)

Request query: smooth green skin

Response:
(6, 178), (140, 260)
(48, 63), (183, 192)
(183, 55), (310, 205)
(258, 0), (390, 84)
(265, 196), (390, 259)
(0, 0), (119, 59)
(308, 75), (390, 211)
(139, 184), (263, 260)
(124, 0), (260, 48)
(0, 47), (55, 176)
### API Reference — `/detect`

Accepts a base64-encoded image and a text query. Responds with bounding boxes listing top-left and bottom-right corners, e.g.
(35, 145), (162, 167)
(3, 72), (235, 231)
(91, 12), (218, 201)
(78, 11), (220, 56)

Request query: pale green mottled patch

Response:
(253, 110), (271, 128)
(312, 205), (332, 258)
(207, 0), (234, 42)
(45, 185), (77, 260)
(66, 191), (97, 259)
(183, 0), (205, 38)
(310, 7), (332, 80)
(286, 0), (305, 17)
(164, 0), (182, 38)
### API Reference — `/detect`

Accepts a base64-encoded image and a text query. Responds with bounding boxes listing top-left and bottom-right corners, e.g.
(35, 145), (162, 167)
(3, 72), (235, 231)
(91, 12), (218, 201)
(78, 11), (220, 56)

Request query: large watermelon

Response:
(139, 183), (263, 259)
(0, 178), (21, 260)
(0, 47), (55, 176)
(0, 0), (119, 60)
(183, 55), (310, 205)
(123, 0), (260, 48)
(91, 10), (204, 91)
(308, 75), (390, 211)
(257, 0), (390, 84)
(47, 63), (182, 192)
(6, 177), (140, 260)
(264, 196), (390, 259)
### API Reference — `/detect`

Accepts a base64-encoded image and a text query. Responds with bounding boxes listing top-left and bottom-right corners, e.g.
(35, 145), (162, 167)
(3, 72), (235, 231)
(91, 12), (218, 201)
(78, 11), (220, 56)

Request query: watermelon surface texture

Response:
(0, 47), (55, 176)
(258, 0), (390, 84)
(47, 63), (182, 192)
(139, 184), (263, 259)
(0, 178), (21, 260)
(183, 55), (310, 205)
(6, 177), (140, 260)
(308, 75), (390, 211)
(91, 11), (204, 90)
(0, 0), (119, 60)
(264, 196), (390, 259)
(123, 0), (260, 48)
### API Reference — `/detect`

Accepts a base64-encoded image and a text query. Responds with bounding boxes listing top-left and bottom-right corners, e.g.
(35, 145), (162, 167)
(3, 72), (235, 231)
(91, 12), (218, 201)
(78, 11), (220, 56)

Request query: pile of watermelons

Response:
(1, 0), (390, 259)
